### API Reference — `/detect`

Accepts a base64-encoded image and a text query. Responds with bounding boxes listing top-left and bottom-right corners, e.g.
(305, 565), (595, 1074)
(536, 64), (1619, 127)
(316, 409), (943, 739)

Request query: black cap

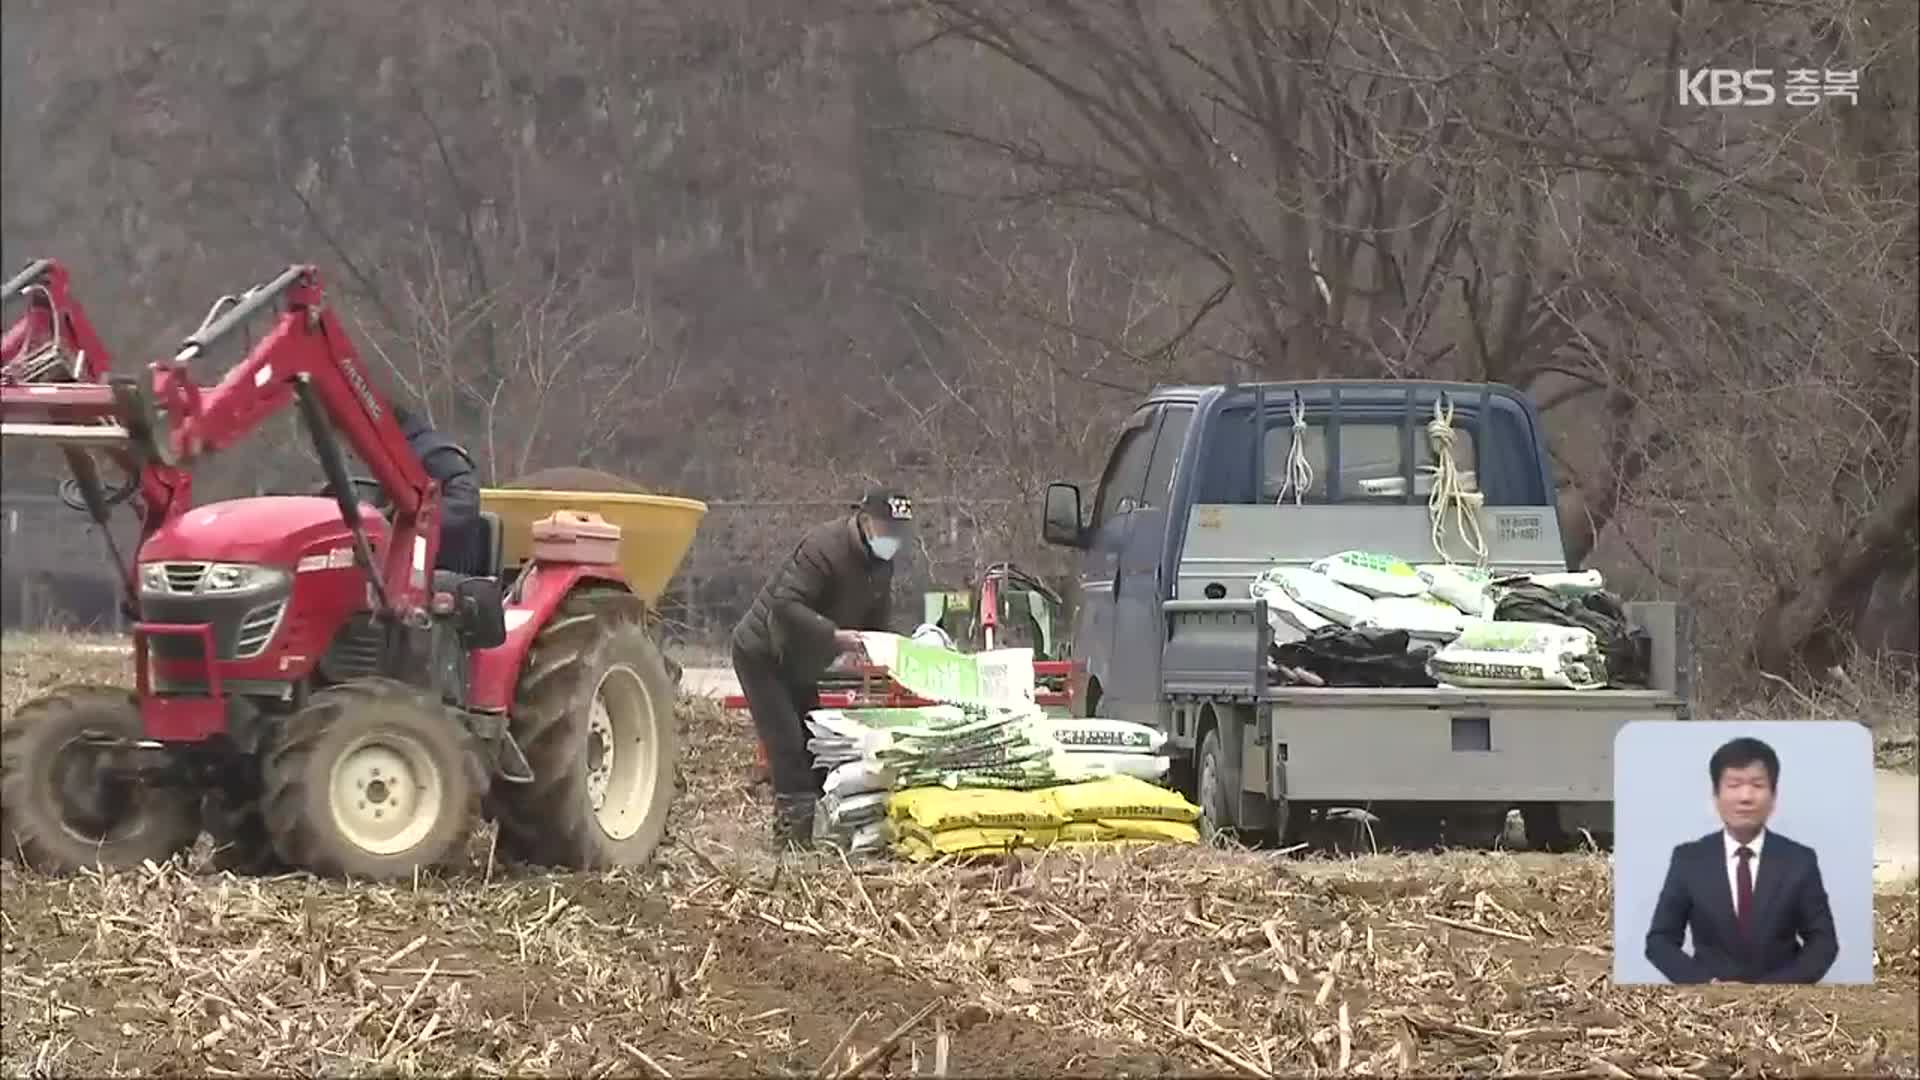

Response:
(856, 490), (915, 524)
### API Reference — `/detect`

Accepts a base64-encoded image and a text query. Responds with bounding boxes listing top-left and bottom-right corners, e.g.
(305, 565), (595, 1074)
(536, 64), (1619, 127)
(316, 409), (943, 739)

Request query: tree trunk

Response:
(1751, 443), (1920, 679)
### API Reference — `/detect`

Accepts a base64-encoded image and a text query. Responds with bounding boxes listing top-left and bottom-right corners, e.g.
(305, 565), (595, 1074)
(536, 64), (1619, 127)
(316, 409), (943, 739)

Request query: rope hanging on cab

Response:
(1274, 392), (1314, 506)
(1425, 396), (1488, 567)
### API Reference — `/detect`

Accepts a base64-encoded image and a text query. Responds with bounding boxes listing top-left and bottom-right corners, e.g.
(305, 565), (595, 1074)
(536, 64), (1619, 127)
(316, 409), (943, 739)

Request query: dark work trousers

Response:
(731, 643), (824, 799)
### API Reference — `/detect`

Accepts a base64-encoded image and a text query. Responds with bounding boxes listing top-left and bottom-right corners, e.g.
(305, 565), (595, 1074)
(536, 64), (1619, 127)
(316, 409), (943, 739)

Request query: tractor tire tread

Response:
(494, 589), (677, 870)
(0, 685), (202, 874)
(259, 678), (483, 880)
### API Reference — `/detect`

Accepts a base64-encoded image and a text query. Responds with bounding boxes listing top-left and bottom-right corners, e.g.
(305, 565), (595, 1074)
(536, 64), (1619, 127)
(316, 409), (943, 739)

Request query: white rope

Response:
(1273, 393), (1314, 505)
(1425, 396), (1488, 567)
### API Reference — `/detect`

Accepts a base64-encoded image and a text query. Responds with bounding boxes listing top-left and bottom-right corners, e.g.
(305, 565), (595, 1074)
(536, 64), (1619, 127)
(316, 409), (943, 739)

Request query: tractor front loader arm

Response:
(152, 265), (442, 618)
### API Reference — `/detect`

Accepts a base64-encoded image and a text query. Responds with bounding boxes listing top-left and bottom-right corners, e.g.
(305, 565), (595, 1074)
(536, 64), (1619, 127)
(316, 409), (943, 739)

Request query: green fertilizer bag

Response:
(1309, 551), (1430, 598)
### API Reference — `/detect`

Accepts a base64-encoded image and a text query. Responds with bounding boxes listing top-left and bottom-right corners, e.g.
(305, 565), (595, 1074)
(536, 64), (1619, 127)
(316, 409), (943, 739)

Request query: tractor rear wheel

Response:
(260, 679), (483, 880)
(0, 687), (202, 874)
(495, 589), (678, 870)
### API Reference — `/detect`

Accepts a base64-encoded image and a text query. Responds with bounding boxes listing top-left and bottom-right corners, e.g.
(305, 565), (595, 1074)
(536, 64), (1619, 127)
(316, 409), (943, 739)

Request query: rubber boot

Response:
(771, 795), (818, 852)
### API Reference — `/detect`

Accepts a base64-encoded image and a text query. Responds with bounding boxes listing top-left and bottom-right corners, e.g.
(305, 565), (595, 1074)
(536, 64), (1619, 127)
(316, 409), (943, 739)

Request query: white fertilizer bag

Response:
(1416, 564), (1495, 617)
(1250, 570), (1332, 634)
(825, 790), (890, 829)
(856, 630), (906, 671)
(1512, 569), (1606, 596)
(1310, 551), (1430, 598)
(910, 623), (956, 649)
(1264, 566), (1377, 627)
(1427, 620), (1606, 691)
(975, 648), (1038, 708)
(823, 758), (896, 797)
(1366, 595), (1469, 640)
(1046, 717), (1167, 755)
(1053, 752), (1171, 783)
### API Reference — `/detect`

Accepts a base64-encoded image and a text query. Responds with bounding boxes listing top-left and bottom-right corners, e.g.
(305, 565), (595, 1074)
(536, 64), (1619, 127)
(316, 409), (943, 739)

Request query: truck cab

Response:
(1041, 381), (1692, 849)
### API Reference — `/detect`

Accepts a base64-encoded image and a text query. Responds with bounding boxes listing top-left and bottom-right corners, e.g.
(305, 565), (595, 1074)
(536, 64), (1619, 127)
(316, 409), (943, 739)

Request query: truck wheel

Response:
(204, 796), (285, 874)
(260, 679), (483, 880)
(1522, 801), (1614, 852)
(0, 687), (202, 874)
(1195, 729), (1237, 845)
(1443, 805), (1514, 850)
(495, 590), (678, 870)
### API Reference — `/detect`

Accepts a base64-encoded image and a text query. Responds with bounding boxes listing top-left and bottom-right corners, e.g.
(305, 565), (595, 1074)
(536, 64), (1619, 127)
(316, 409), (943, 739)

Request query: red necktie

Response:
(1735, 846), (1755, 938)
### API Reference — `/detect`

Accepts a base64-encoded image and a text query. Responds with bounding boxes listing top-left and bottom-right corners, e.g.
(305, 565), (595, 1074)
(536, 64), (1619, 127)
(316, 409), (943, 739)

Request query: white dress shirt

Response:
(1723, 828), (1767, 918)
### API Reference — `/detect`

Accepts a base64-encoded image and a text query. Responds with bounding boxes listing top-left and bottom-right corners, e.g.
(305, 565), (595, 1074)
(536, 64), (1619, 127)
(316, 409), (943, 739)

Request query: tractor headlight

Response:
(201, 563), (286, 593)
(139, 561), (289, 595)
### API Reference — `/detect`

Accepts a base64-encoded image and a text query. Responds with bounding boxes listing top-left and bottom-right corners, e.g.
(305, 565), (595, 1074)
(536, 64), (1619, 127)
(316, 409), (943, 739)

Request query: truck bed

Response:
(1160, 598), (1692, 804)
(1162, 598), (1693, 706)
(1262, 685), (1682, 707)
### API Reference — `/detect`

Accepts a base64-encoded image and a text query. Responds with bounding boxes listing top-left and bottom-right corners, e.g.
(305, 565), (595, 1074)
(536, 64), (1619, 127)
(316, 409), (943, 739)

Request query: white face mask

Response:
(869, 534), (901, 561)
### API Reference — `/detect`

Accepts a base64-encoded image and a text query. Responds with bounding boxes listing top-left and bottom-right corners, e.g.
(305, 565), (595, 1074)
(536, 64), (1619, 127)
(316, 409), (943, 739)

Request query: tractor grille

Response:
(233, 600), (286, 659)
(319, 615), (386, 682)
(157, 561), (211, 594)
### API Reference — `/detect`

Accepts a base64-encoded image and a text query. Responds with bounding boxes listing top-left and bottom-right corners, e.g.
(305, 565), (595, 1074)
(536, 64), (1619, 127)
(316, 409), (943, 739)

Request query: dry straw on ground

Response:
(3, 634), (1917, 1077)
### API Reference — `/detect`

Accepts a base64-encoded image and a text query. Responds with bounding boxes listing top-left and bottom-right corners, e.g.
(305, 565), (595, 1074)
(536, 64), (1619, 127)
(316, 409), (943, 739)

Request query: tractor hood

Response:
(140, 496), (390, 568)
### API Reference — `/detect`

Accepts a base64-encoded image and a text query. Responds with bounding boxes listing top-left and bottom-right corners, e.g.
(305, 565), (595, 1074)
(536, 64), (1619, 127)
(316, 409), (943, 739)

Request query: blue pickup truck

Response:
(1041, 380), (1694, 850)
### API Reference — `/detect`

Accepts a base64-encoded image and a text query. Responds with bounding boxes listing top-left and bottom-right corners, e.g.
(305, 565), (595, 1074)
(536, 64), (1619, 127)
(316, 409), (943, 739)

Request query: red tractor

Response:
(0, 265), (695, 880)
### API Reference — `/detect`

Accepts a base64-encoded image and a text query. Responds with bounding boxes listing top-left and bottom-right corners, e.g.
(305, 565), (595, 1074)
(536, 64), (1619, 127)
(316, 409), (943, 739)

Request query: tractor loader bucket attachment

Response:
(479, 488), (707, 607)
(0, 378), (173, 464)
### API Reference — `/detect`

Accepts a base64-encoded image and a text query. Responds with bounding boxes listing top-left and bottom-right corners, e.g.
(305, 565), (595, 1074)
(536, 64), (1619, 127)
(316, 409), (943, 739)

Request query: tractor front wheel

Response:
(0, 687), (202, 874)
(495, 590), (678, 870)
(260, 679), (483, 880)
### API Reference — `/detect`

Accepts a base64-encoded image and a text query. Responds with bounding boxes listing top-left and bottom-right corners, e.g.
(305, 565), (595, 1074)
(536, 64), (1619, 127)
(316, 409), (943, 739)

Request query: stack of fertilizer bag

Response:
(1248, 551), (1651, 692)
(805, 632), (1200, 858)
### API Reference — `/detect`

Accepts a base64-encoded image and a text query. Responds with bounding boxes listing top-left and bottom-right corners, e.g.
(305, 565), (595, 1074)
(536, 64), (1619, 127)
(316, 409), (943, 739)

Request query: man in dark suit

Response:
(1644, 736), (1839, 984)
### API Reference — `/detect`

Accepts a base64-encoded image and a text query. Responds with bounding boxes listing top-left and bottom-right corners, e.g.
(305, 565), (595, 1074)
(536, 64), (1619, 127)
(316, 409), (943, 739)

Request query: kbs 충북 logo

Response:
(1678, 68), (1860, 108)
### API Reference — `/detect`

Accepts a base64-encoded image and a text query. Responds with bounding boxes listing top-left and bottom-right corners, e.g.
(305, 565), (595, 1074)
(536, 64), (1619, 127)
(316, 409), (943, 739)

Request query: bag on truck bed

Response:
(1259, 567), (1377, 627)
(1427, 620), (1607, 690)
(1310, 551), (1431, 598)
(1416, 564), (1495, 617)
(1250, 570), (1334, 635)
(1490, 582), (1652, 688)
(1272, 626), (1438, 688)
(1365, 595), (1469, 640)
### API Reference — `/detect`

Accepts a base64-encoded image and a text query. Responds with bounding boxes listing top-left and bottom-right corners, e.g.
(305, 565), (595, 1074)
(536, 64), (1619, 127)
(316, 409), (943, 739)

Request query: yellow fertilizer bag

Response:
(1043, 776), (1200, 825)
(889, 786), (1066, 832)
(890, 823), (1058, 861)
(1054, 838), (1166, 852)
(1059, 819), (1200, 844)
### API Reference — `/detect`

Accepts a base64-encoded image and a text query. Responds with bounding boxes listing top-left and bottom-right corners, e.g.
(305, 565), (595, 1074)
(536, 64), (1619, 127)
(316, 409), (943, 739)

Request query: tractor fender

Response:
(466, 564), (627, 711)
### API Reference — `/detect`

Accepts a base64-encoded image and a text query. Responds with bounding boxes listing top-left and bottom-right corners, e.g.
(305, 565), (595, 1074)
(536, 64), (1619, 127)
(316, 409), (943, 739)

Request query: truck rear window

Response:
(1258, 421), (1477, 503)
(1193, 401), (1548, 507)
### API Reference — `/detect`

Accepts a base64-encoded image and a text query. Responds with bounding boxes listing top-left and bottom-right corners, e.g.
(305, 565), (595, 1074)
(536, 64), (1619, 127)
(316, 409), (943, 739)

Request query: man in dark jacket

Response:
(393, 404), (487, 575)
(1644, 736), (1838, 984)
(732, 490), (912, 848)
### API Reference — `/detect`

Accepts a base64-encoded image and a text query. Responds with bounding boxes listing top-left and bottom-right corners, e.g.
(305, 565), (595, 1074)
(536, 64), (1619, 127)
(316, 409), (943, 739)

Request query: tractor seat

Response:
(477, 510), (504, 577)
